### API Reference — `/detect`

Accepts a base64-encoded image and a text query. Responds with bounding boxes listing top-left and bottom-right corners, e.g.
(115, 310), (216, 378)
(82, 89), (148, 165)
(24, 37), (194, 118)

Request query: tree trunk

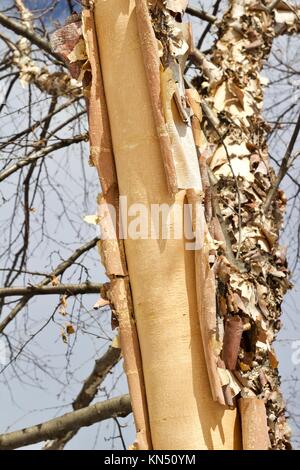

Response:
(51, 0), (299, 450)
(92, 0), (240, 450)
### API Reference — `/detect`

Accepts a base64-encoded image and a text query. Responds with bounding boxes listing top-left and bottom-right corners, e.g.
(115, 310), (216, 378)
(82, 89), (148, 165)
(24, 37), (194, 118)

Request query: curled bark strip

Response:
(186, 88), (213, 223)
(222, 316), (243, 370)
(83, 9), (151, 447)
(81, 10), (117, 195)
(108, 278), (152, 450)
(160, 69), (202, 192)
(135, 0), (178, 195)
(82, 10), (128, 277)
(97, 193), (127, 277)
(195, 239), (226, 406)
(238, 398), (270, 450)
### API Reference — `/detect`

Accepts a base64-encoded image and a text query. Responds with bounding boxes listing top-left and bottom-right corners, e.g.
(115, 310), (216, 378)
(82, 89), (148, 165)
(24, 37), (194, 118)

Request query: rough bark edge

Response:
(82, 8), (152, 449)
(195, 244), (226, 406)
(135, 0), (178, 195)
(108, 278), (152, 450)
(82, 10), (127, 278)
(238, 398), (270, 450)
(43, 345), (122, 450)
(51, 8), (152, 450)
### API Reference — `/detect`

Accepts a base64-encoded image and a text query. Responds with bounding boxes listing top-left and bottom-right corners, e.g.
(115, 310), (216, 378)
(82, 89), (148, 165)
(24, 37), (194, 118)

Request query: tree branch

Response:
(186, 6), (217, 23)
(0, 11), (63, 63)
(0, 394), (131, 450)
(0, 283), (102, 298)
(0, 96), (82, 151)
(0, 237), (100, 333)
(0, 134), (88, 183)
(265, 111), (300, 213)
(43, 345), (122, 450)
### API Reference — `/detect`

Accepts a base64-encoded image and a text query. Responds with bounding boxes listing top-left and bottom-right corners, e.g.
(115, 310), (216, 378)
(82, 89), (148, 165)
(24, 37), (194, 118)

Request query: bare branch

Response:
(265, 111), (300, 213)
(0, 96), (83, 151)
(0, 237), (100, 333)
(0, 283), (102, 298)
(186, 6), (217, 23)
(44, 345), (122, 450)
(0, 11), (63, 63)
(0, 394), (131, 450)
(0, 134), (88, 183)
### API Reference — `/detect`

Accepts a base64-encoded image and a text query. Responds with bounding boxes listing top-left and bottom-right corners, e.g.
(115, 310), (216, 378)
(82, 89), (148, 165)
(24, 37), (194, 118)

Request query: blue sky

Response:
(23, 0), (81, 22)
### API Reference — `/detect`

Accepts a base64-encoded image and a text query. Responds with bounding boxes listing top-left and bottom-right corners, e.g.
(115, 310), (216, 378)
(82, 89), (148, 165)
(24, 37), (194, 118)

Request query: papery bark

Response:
(93, 0), (240, 450)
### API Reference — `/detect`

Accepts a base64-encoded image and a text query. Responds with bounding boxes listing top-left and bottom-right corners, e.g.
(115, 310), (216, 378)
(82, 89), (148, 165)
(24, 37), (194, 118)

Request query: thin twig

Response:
(0, 134), (88, 183)
(0, 237), (100, 333)
(265, 111), (300, 213)
(186, 6), (217, 23)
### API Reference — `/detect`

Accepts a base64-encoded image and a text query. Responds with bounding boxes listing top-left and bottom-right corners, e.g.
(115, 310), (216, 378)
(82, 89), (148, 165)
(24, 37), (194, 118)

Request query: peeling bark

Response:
(92, 0), (240, 450)
(195, 0), (295, 449)
(51, 9), (151, 450)
(51, 0), (296, 450)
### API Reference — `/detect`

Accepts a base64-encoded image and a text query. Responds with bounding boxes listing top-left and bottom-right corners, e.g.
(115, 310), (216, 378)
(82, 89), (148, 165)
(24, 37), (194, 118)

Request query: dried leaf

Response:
(165, 0), (188, 14)
(67, 38), (87, 63)
(214, 157), (254, 182)
(51, 276), (59, 286)
(59, 294), (68, 316)
(83, 214), (100, 225)
(93, 297), (110, 309)
(111, 335), (121, 349)
(66, 323), (75, 335)
(268, 350), (279, 369)
(61, 329), (68, 344)
(210, 140), (251, 170)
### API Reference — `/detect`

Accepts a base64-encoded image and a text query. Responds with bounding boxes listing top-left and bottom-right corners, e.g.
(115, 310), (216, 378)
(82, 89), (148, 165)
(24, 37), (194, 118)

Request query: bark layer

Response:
(94, 0), (240, 450)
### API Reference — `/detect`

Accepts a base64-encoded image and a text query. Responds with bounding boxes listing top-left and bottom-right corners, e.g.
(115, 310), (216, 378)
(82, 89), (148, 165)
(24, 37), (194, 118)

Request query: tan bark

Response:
(239, 398), (270, 450)
(93, 0), (240, 450)
(82, 9), (151, 450)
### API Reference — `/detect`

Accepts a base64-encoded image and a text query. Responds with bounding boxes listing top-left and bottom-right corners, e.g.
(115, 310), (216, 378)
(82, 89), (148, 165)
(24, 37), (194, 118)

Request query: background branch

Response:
(0, 237), (100, 333)
(0, 394), (131, 450)
(0, 283), (103, 298)
(43, 345), (122, 450)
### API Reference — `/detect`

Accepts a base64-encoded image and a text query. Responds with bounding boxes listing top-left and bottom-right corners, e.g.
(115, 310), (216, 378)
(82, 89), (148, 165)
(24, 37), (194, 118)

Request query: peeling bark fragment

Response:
(108, 278), (152, 450)
(239, 398), (270, 450)
(51, 19), (84, 81)
(195, 232), (226, 406)
(222, 316), (243, 370)
(136, 0), (178, 194)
